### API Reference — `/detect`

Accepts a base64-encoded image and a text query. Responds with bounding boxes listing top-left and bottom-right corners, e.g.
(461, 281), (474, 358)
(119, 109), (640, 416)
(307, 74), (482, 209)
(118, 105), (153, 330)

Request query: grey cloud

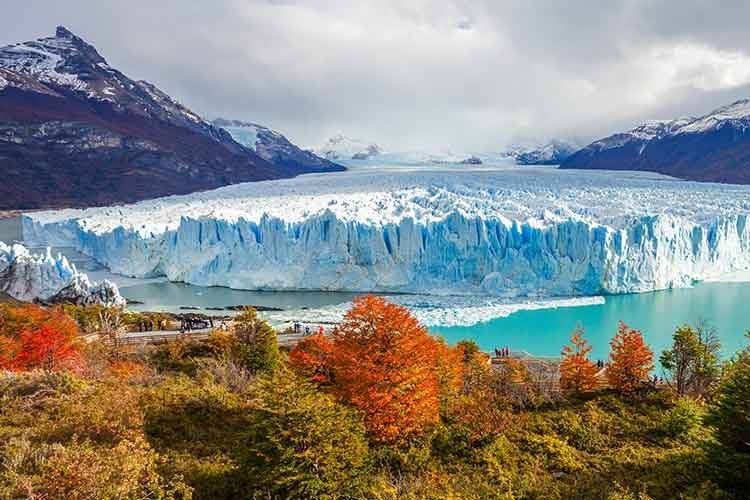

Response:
(2, 0), (750, 151)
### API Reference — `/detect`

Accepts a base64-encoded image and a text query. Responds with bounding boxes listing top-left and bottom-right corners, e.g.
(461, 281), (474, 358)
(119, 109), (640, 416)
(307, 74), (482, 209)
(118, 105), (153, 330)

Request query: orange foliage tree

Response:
(288, 328), (335, 385)
(329, 295), (441, 443)
(606, 321), (653, 393)
(559, 325), (599, 393)
(0, 305), (83, 372)
(447, 340), (511, 442)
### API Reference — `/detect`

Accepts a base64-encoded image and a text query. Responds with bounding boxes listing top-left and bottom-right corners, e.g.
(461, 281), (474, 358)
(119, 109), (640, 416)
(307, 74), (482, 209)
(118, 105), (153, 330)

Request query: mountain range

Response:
(562, 99), (750, 184)
(0, 27), (342, 210)
(313, 135), (578, 166)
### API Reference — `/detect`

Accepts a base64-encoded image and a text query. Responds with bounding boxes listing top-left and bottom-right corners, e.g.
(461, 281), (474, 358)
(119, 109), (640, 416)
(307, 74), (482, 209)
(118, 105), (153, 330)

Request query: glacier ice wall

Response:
(0, 242), (125, 306)
(22, 209), (750, 298)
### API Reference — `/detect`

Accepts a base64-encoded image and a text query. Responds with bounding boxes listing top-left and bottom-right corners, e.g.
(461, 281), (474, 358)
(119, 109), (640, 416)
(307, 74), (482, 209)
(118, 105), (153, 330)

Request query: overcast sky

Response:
(4, 1), (750, 151)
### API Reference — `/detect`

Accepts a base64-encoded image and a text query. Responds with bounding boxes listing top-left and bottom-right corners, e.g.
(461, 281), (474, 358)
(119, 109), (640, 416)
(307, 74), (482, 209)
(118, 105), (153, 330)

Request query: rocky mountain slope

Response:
(561, 100), (750, 183)
(0, 27), (342, 210)
(213, 118), (341, 172)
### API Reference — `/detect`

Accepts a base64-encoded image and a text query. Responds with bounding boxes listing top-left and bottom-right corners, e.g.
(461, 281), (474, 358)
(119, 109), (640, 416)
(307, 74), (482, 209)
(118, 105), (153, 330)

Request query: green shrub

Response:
(242, 369), (371, 498)
(659, 397), (704, 441)
(523, 433), (583, 473)
(707, 350), (750, 453)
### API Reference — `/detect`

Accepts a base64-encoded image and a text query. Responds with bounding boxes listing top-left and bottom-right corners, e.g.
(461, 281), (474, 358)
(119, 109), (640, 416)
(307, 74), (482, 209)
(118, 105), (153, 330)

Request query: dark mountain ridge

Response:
(561, 100), (750, 184)
(0, 27), (342, 210)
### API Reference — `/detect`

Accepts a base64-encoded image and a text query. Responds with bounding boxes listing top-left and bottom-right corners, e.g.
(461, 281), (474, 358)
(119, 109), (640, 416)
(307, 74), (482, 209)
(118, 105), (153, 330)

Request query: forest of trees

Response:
(0, 297), (749, 499)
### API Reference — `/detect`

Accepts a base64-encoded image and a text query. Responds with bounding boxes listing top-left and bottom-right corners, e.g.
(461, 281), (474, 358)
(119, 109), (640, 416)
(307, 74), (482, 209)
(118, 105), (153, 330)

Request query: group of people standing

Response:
(494, 346), (512, 358)
(137, 319), (167, 332)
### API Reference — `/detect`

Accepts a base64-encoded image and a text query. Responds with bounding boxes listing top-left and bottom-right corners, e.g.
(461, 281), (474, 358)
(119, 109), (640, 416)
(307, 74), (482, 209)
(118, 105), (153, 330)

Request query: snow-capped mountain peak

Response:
(505, 139), (580, 165)
(562, 97), (750, 184)
(213, 118), (342, 172)
(0, 26), (219, 133)
(317, 134), (382, 160)
(676, 99), (750, 134)
(0, 25), (96, 93)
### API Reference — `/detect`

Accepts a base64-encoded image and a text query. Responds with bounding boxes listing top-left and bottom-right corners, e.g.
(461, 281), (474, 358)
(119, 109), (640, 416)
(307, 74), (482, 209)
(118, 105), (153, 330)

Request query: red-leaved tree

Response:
(289, 328), (335, 384)
(329, 295), (440, 443)
(607, 321), (653, 394)
(8, 307), (83, 372)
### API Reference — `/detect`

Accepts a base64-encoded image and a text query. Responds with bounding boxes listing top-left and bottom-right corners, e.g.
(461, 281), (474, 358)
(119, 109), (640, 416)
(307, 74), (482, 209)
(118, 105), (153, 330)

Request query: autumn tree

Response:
(660, 322), (721, 398)
(433, 338), (465, 414)
(560, 324), (599, 394)
(607, 321), (653, 394)
(231, 307), (280, 374)
(446, 340), (512, 443)
(329, 295), (441, 443)
(288, 329), (335, 384)
(0, 305), (84, 372)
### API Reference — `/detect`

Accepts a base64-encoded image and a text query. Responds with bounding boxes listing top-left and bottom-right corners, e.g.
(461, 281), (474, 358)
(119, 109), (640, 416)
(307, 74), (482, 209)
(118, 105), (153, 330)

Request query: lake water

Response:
(432, 281), (750, 363)
(120, 281), (364, 315)
(120, 279), (750, 363)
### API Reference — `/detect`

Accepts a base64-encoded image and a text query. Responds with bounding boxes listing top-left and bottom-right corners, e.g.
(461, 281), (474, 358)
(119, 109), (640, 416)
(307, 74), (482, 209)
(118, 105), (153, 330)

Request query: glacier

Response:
(22, 164), (750, 299)
(0, 242), (125, 306)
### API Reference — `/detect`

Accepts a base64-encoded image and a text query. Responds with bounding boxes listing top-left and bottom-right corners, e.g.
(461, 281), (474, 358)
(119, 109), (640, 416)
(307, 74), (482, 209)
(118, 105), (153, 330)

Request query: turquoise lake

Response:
(431, 281), (750, 364)
(119, 278), (750, 365)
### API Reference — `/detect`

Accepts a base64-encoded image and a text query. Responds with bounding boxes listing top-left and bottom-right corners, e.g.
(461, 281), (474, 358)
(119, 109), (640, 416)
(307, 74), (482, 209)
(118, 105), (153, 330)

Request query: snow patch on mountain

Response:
(582, 99), (750, 154)
(0, 242), (125, 306)
(0, 27), (91, 93)
(217, 120), (264, 151)
(677, 99), (750, 134)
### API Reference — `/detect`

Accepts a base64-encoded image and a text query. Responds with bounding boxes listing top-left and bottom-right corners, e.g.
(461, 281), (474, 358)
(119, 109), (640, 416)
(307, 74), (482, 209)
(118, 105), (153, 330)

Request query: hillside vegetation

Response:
(0, 299), (748, 499)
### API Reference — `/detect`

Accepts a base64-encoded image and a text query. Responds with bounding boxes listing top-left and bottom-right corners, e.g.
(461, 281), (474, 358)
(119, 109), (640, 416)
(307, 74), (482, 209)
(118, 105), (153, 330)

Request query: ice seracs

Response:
(0, 242), (125, 306)
(23, 165), (750, 300)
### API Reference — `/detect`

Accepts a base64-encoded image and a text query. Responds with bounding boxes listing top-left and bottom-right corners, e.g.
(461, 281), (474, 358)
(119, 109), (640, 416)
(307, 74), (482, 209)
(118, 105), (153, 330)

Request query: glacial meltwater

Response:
(432, 281), (750, 363)
(119, 279), (750, 364)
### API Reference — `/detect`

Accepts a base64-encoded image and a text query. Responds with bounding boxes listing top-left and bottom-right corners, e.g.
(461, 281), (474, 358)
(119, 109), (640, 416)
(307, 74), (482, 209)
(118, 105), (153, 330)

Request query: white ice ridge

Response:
(23, 164), (750, 298)
(0, 242), (125, 306)
(262, 295), (606, 328)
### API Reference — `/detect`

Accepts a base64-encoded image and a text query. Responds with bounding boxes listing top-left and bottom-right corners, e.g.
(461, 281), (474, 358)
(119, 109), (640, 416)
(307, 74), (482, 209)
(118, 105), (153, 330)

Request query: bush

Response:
(242, 369), (371, 498)
(0, 436), (191, 499)
(231, 307), (280, 374)
(659, 397), (704, 441)
(707, 349), (750, 453)
(522, 434), (583, 473)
